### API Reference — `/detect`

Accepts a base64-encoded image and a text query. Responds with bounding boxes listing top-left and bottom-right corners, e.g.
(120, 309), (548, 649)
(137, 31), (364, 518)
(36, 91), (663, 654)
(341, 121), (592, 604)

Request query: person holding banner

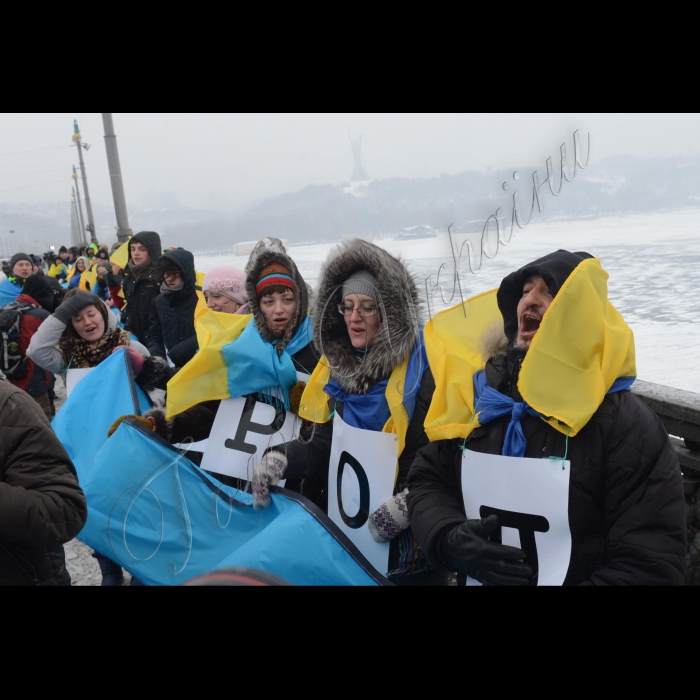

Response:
(253, 239), (440, 584)
(128, 238), (316, 484)
(28, 291), (150, 379)
(408, 250), (686, 586)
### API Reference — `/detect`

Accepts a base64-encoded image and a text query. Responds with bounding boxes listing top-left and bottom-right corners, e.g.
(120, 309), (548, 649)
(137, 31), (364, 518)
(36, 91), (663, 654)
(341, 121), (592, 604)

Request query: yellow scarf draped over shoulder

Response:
(424, 258), (636, 443)
(298, 348), (414, 470)
(165, 310), (252, 419)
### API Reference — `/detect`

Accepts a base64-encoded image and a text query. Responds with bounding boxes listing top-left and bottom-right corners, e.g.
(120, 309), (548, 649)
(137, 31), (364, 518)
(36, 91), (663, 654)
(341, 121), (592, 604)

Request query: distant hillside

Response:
(167, 154), (700, 252)
(5, 154), (699, 255)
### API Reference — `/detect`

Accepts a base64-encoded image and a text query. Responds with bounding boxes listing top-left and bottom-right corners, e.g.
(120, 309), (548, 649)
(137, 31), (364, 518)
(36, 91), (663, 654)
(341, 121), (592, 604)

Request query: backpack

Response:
(0, 301), (36, 379)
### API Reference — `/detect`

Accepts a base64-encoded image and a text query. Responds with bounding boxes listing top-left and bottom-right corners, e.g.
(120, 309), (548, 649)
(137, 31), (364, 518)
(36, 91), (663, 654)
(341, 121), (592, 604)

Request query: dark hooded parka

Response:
(147, 249), (200, 368)
(121, 231), (162, 345)
(407, 250), (686, 586)
(164, 240), (317, 445)
(278, 239), (437, 581)
(0, 381), (88, 585)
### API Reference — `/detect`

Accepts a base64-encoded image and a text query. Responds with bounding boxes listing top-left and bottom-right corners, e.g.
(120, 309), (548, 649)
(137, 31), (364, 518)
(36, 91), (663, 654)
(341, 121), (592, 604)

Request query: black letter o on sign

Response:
(337, 451), (370, 530)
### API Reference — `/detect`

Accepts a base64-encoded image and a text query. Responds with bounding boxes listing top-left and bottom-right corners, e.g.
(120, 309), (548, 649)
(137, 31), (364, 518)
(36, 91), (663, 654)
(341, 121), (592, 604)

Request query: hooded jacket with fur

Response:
(282, 240), (435, 504)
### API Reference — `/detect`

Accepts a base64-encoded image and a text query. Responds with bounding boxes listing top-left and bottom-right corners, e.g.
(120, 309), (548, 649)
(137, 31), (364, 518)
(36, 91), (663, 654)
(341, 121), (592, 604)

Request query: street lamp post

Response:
(72, 120), (98, 245)
(102, 113), (134, 244)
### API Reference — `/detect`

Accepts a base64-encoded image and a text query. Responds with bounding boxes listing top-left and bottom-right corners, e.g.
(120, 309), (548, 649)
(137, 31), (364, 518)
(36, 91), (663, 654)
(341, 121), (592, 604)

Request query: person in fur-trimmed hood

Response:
(118, 238), (317, 460)
(252, 238), (440, 585)
(407, 250), (686, 586)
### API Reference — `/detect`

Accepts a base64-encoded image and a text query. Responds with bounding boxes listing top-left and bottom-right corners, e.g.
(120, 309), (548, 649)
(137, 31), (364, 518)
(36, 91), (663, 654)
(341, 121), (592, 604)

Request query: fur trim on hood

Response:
(314, 238), (422, 395)
(244, 238), (310, 344)
(479, 320), (508, 361)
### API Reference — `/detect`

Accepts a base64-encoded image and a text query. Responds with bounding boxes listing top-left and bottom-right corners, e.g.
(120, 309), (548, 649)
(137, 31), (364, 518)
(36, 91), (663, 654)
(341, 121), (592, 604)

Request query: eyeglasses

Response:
(338, 304), (379, 318)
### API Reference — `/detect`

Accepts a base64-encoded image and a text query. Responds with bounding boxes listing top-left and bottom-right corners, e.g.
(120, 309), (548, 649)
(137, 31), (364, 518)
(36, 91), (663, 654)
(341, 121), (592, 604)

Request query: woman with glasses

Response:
(146, 249), (200, 369)
(252, 239), (442, 585)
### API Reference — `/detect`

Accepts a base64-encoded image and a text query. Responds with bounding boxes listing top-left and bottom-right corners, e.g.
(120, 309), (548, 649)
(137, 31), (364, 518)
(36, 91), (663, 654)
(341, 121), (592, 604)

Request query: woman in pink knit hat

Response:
(202, 265), (249, 314)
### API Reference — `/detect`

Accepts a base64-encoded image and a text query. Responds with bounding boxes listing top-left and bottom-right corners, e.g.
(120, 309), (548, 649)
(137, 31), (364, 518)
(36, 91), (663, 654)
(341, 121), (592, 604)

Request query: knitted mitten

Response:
(252, 451), (288, 511)
(136, 356), (174, 392)
(368, 488), (410, 543)
(112, 346), (144, 375)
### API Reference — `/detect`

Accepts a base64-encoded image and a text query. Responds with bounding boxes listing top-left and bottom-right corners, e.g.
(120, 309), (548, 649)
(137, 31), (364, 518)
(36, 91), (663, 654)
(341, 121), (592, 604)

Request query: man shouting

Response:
(408, 250), (686, 585)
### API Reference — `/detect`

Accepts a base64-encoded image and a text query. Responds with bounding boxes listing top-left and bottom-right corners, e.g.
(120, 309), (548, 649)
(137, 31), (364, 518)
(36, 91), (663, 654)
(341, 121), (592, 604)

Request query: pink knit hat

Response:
(203, 265), (249, 313)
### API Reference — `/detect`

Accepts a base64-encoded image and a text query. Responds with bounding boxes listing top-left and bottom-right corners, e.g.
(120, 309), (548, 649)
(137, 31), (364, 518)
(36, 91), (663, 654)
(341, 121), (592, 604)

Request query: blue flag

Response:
(53, 348), (387, 586)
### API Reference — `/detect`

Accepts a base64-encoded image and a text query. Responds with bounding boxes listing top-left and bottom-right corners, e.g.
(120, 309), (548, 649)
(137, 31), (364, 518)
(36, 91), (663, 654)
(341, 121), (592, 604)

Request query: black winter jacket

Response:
(284, 368), (435, 495)
(0, 381), (88, 585)
(147, 249), (199, 368)
(121, 231), (162, 345)
(407, 353), (687, 586)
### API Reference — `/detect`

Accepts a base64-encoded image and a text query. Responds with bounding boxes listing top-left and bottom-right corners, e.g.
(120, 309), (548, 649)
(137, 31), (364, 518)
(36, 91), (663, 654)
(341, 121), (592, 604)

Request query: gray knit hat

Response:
(342, 268), (378, 301)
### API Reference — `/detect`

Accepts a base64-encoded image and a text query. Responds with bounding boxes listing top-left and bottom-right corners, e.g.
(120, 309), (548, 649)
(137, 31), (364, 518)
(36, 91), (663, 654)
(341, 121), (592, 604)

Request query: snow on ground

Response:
(65, 208), (700, 585)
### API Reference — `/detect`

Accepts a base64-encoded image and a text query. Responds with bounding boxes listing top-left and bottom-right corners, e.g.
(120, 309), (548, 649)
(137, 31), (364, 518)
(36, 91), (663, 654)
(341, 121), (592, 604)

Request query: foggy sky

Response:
(1, 113), (698, 213)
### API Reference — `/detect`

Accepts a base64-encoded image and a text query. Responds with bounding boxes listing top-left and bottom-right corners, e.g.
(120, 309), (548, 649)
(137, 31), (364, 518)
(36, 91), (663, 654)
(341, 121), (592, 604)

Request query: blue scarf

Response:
(473, 370), (635, 457)
(222, 315), (313, 410)
(324, 329), (428, 433)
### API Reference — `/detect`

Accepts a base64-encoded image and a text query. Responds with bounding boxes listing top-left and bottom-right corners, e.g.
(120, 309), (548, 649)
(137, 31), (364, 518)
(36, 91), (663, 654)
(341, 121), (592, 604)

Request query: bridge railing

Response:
(633, 380), (700, 474)
(633, 380), (700, 586)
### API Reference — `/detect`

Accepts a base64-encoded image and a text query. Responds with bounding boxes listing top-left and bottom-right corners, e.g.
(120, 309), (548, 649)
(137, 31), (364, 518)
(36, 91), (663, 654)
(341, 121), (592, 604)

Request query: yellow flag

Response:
(519, 258), (635, 437)
(166, 313), (252, 419)
(423, 291), (501, 443)
(110, 238), (131, 269)
(424, 259), (636, 443)
(194, 270), (208, 319)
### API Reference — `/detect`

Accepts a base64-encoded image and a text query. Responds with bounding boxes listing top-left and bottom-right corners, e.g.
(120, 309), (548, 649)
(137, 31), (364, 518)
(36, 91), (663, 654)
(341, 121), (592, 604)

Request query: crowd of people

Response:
(0, 233), (688, 586)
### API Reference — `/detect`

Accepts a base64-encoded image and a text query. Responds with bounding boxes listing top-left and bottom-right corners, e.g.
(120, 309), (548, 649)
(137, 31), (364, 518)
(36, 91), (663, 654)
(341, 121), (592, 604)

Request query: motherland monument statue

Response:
(349, 133), (370, 182)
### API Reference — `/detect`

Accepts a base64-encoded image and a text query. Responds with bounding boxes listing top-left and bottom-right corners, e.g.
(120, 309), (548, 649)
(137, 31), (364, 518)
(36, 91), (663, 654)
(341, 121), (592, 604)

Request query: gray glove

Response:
(54, 293), (103, 325)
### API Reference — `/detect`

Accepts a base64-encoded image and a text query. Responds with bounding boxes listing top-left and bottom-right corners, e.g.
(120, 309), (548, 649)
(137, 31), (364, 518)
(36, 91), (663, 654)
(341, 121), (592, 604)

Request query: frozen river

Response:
(195, 208), (700, 394)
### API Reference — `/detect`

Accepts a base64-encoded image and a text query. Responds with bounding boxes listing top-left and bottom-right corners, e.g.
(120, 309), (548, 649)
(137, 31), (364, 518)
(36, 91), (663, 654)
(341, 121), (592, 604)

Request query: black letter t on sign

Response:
(480, 506), (550, 586)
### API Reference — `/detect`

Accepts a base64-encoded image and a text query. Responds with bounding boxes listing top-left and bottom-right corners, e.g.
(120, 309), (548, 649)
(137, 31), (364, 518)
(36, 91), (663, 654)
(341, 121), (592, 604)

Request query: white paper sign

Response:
(201, 397), (300, 481)
(328, 414), (398, 576)
(461, 450), (572, 586)
(66, 368), (93, 397)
